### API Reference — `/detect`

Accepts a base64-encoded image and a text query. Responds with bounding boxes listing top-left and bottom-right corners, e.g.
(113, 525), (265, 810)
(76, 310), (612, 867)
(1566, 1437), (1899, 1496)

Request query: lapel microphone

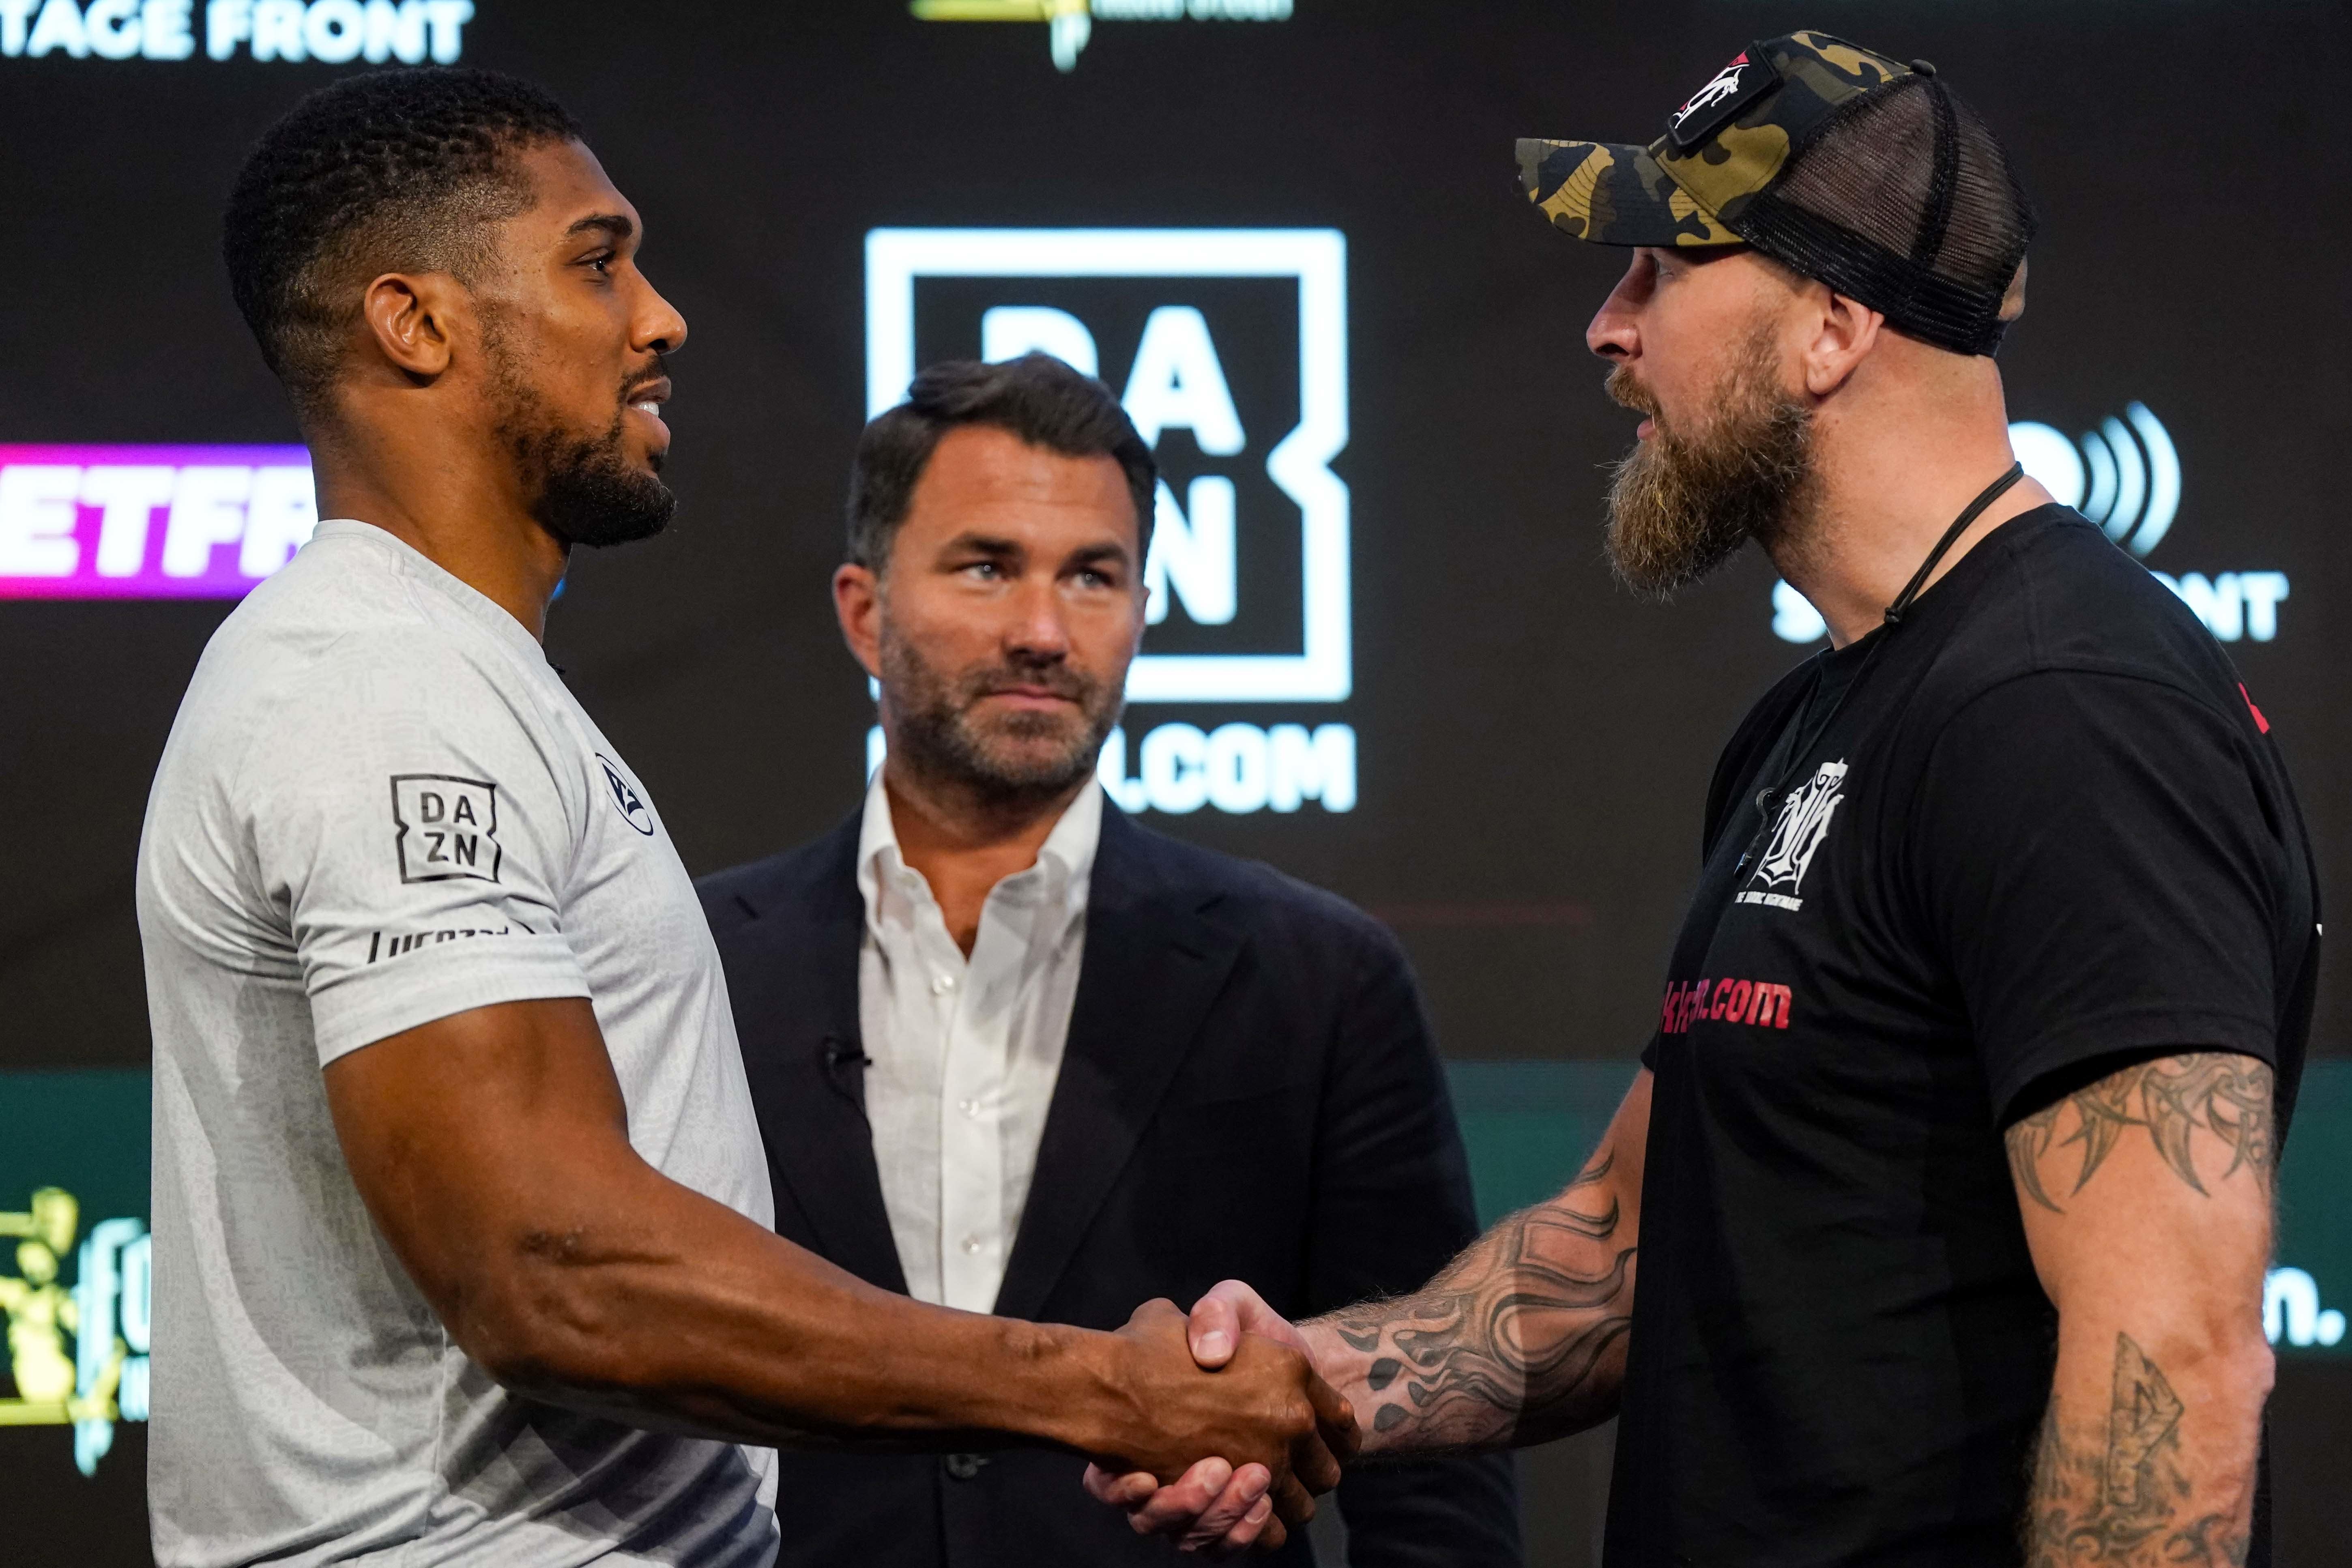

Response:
(821, 1035), (872, 1096)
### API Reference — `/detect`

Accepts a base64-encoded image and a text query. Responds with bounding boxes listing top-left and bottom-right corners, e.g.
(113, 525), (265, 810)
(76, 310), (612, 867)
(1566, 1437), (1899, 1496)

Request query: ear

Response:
(832, 562), (883, 681)
(1797, 285), (1886, 398)
(1998, 257), (2028, 323)
(360, 271), (468, 381)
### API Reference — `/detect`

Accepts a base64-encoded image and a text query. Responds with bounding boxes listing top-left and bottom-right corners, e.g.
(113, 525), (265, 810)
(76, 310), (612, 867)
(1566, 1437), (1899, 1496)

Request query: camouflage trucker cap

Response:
(1516, 30), (2036, 356)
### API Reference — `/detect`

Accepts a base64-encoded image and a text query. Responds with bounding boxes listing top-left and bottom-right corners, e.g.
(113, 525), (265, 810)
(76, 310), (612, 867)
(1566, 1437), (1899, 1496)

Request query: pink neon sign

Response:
(0, 445), (316, 600)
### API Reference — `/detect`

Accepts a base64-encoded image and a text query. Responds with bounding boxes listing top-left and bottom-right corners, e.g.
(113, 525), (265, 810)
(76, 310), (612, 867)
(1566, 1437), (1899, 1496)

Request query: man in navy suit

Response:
(699, 353), (1519, 1566)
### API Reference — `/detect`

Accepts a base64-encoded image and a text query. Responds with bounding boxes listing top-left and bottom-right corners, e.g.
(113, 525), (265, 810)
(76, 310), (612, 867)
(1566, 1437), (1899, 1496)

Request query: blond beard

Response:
(1603, 324), (1817, 599)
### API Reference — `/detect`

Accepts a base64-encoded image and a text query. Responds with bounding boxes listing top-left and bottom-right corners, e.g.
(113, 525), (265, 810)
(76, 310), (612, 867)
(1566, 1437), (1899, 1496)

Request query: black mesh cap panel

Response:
(1731, 75), (2036, 355)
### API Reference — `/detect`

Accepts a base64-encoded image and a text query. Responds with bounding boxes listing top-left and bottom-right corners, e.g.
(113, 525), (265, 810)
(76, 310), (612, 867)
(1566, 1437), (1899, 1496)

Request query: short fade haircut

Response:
(222, 68), (584, 415)
(847, 354), (1159, 574)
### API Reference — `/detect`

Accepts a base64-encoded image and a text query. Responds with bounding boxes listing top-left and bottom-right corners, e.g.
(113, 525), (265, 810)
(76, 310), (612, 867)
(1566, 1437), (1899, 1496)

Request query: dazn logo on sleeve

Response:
(389, 775), (502, 884)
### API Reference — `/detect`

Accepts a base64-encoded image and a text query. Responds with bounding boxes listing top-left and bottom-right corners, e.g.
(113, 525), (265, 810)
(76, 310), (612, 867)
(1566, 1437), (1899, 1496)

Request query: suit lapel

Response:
(726, 821), (909, 1295)
(993, 812), (1242, 1321)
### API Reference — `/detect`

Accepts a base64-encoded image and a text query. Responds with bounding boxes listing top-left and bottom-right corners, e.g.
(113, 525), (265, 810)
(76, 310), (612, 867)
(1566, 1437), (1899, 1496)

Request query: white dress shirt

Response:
(855, 775), (1102, 1311)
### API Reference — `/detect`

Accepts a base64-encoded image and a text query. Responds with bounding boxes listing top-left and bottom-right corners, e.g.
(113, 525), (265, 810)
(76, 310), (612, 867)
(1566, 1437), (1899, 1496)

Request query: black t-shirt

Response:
(1605, 507), (2319, 1567)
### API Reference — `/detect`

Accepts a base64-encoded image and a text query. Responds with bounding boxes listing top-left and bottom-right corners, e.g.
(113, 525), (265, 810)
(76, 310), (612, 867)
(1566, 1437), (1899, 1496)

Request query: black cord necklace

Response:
(1882, 461), (2024, 627)
(1739, 461), (2030, 858)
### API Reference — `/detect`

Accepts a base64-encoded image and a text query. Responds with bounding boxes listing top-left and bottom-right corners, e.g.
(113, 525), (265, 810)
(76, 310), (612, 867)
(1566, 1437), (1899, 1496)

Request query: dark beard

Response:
(488, 342), (675, 550)
(1602, 326), (1815, 599)
(879, 628), (1121, 809)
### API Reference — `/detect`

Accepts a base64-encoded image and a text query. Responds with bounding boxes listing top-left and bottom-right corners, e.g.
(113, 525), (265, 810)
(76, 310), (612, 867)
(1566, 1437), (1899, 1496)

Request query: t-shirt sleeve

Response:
(1912, 670), (2290, 1125)
(240, 638), (592, 1065)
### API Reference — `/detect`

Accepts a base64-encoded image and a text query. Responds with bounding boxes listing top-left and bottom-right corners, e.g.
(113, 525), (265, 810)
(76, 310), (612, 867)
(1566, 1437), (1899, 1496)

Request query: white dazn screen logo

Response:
(863, 227), (1355, 817)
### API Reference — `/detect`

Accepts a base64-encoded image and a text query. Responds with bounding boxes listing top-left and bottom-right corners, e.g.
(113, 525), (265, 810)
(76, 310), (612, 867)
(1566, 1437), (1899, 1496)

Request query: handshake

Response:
(1087, 1283), (1344, 1556)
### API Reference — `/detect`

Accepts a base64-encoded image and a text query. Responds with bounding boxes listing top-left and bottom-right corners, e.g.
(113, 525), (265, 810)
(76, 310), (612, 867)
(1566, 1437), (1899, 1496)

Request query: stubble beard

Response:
(878, 622), (1123, 812)
(1603, 322), (1819, 599)
(483, 314), (676, 550)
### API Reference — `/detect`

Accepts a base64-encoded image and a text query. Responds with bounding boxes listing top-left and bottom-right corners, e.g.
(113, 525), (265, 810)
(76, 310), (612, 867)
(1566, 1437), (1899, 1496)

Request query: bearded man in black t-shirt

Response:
(1089, 29), (2314, 1568)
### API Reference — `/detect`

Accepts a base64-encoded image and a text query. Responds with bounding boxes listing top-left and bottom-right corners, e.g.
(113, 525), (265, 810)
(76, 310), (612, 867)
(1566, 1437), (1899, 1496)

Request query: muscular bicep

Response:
(2004, 1051), (2274, 1316)
(322, 997), (662, 1372)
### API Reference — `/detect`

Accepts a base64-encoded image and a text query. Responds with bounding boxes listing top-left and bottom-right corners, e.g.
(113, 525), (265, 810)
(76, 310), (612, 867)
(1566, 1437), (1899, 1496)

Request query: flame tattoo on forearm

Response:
(1316, 1151), (1635, 1452)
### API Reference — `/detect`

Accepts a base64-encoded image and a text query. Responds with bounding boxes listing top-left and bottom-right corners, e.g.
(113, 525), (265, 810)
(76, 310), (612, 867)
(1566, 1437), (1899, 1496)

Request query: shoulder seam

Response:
(1930, 662), (2246, 740)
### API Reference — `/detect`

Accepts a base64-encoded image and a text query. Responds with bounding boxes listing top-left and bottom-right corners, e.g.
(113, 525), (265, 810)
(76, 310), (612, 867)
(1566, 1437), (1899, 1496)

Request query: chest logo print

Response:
(1738, 759), (1846, 913)
(596, 754), (655, 836)
(390, 775), (502, 885)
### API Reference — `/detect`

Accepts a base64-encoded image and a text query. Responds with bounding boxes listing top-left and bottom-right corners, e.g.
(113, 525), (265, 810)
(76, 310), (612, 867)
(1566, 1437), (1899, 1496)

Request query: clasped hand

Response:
(1091, 1284), (1332, 1555)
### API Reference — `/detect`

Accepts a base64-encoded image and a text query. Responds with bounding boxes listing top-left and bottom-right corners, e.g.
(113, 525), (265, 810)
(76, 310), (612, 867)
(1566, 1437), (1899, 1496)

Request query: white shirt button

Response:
(961, 1236), (984, 1255)
(931, 973), (956, 996)
(958, 1098), (981, 1119)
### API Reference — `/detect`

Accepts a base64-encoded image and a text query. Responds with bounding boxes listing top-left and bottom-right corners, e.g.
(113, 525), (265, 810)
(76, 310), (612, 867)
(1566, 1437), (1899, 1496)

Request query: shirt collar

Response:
(306, 518), (554, 672)
(855, 771), (1104, 932)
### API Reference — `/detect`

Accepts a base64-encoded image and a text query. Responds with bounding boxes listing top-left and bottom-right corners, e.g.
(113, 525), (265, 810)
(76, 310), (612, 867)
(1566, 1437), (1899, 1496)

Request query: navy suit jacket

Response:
(697, 799), (1521, 1568)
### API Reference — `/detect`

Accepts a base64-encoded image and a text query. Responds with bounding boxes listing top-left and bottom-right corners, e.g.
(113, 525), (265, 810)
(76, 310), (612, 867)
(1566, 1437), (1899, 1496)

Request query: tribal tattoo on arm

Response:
(2004, 1052), (2274, 1214)
(2026, 1335), (2251, 1568)
(1308, 1148), (1636, 1455)
(2009, 1051), (2276, 1565)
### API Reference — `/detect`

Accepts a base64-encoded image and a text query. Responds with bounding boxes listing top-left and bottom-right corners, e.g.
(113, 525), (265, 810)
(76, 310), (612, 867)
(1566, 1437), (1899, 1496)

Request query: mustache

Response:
(956, 662), (1095, 705)
(1605, 364), (1660, 420)
(621, 354), (670, 404)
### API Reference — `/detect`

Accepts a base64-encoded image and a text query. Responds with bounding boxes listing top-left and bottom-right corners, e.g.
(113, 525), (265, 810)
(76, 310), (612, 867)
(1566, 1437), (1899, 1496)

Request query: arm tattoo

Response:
(1316, 1150), (1633, 1452)
(2005, 1053), (2273, 1214)
(2025, 1334), (2249, 1567)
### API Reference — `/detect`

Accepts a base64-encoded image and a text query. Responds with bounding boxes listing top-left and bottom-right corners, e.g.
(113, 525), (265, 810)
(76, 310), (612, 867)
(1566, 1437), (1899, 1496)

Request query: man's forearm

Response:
(463, 1155), (1133, 1456)
(2024, 1323), (2270, 1566)
(1297, 1144), (1637, 1457)
(332, 997), (1349, 1505)
(329, 1001), (1152, 1463)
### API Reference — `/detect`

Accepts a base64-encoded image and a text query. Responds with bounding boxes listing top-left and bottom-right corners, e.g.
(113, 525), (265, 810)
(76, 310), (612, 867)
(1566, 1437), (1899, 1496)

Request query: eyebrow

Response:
(938, 535), (1131, 569)
(566, 213), (636, 243)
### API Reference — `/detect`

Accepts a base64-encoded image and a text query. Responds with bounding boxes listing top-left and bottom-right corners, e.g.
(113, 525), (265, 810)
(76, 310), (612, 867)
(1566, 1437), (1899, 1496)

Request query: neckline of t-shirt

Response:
(309, 518), (554, 673)
(1837, 502), (2068, 656)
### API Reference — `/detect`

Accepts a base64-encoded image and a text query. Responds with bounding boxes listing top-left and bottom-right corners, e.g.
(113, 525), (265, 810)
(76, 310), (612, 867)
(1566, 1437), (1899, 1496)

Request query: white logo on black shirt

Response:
(390, 775), (502, 883)
(1739, 760), (1846, 912)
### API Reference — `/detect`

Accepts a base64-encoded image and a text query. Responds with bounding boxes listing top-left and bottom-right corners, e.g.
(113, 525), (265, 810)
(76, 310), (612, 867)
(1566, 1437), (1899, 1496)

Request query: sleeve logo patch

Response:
(596, 754), (656, 836)
(390, 775), (503, 884)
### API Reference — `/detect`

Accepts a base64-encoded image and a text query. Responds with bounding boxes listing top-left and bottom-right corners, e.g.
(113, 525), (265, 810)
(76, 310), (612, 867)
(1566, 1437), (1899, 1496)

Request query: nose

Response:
(637, 277), (688, 357)
(1004, 576), (1072, 662)
(1585, 252), (1649, 363)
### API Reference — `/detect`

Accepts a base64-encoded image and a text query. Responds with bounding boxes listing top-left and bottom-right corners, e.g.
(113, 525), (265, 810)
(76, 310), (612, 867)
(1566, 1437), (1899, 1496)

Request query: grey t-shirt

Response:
(137, 520), (780, 1567)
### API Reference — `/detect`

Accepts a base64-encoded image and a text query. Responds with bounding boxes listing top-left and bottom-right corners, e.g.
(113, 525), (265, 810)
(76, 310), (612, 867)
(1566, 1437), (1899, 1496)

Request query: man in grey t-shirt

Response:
(139, 69), (1352, 1568)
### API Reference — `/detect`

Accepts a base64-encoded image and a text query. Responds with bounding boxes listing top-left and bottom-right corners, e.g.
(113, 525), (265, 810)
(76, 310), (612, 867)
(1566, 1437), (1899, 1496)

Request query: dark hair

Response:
(222, 68), (584, 415)
(847, 354), (1158, 571)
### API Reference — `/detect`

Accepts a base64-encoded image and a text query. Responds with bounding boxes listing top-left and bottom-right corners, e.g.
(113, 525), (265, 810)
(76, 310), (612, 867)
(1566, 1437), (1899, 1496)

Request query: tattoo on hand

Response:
(2025, 1334), (2249, 1567)
(2005, 1054), (2273, 1214)
(1321, 1151), (1633, 1450)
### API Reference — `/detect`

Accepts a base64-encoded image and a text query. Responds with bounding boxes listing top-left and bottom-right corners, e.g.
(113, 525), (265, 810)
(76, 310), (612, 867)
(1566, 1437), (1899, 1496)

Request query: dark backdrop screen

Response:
(2, 3), (2347, 1561)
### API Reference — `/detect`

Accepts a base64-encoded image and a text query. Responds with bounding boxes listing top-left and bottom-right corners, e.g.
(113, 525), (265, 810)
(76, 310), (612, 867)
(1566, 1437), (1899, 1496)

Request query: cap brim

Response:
(1515, 138), (1742, 247)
